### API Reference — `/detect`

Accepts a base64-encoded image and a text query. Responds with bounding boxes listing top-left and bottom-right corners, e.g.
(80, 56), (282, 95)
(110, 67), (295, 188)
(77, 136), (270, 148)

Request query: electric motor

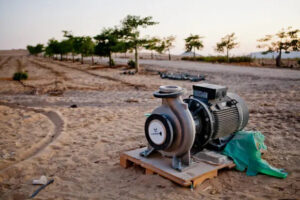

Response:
(184, 83), (249, 152)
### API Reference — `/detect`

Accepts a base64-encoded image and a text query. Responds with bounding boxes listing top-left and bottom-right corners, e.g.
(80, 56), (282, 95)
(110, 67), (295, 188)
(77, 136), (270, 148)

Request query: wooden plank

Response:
(145, 168), (154, 175)
(192, 170), (217, 187)
(120, 154), (132, 168)
(120, 147), (234, 187)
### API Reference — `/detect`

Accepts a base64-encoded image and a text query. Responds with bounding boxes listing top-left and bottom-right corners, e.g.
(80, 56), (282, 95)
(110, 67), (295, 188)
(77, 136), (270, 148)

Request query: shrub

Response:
(181, 57), (190, 61)
(127, 59), (136, 68)
(13, 72), (28, 81)
(182, 56), (253, 63)
(229, 56), (253, 63)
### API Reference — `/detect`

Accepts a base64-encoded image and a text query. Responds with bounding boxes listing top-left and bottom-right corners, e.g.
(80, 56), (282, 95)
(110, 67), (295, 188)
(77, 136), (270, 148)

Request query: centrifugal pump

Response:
(141, 84), (249, 171)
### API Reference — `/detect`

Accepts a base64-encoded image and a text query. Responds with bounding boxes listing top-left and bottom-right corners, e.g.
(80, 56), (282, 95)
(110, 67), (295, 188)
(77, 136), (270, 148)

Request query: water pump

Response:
(141, 84), (249, 171)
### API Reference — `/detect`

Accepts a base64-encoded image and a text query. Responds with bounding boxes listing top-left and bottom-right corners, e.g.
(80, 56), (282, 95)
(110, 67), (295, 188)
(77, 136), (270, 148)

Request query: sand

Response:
(0, 50), (299, 199)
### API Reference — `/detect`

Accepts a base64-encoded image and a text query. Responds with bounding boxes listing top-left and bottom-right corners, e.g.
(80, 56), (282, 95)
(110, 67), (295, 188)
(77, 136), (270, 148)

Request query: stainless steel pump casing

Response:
(142, 85), (195, 171)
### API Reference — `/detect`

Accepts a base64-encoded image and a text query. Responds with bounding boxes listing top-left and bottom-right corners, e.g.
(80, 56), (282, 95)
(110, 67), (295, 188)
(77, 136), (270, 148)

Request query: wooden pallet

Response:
(120, 147), (235, 188)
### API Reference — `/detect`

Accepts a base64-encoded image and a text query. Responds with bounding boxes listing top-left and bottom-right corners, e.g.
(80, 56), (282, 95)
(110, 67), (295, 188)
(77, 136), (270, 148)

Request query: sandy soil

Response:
(0, 51), (299, 200)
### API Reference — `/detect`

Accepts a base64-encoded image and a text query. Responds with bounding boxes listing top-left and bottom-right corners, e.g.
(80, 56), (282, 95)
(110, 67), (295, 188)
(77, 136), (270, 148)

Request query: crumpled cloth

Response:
(222, 131), (288, 178)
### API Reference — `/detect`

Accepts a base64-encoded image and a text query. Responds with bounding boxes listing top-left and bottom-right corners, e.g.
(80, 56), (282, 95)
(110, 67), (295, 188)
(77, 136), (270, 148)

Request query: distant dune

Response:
(180, 51), (201, 57)
(0, 49), (27, 56)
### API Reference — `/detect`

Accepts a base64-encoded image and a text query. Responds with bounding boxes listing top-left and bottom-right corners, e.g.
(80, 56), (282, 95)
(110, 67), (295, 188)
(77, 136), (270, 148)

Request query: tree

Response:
(94, 28), (127, 66)
(72, 36), (84, 62)
(185, 34), (204, 58)
(215, 33), (238, 62)
(45, 39), (60, 58)
(58, 39), (73, 61)
(27, 44), (44, 55)
(120, 15), (158, 72)
(62, 30), (76, 62)
(144, 37), (161, 59)
(257, 27), (299, 67)
(79, 36), (95, 64)
(62, 31), (95, 64)
(161, 36), (176, 60)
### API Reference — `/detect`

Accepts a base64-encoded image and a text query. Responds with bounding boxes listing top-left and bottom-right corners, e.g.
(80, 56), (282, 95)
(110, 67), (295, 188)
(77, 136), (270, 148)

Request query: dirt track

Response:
(0, 52), (299, 199)
(112, 58), (300, 79)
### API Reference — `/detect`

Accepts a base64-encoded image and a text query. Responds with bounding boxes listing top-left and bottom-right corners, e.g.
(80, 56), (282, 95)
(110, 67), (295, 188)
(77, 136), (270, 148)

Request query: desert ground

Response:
(0, 50), (299, 200)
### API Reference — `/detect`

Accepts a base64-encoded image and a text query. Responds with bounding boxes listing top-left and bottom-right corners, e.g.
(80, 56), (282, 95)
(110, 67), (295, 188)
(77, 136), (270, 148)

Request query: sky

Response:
(0, 0), (299, 55)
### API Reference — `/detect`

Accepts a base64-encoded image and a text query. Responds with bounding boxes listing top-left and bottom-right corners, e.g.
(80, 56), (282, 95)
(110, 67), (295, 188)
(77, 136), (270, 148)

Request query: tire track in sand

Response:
(0, 102), (64, 173)
(0, 56), (12, 70)
(36, 58), (147, 90)
(27, 58), (108, 91)
(13, 57), (37, 92)
(28, 57), (68, 80)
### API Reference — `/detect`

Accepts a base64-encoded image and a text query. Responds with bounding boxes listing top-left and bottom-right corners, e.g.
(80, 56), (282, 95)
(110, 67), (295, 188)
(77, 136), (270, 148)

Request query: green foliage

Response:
(59, 39), (73, 56)
(215, 33), (238, 62)
(162, 36), (176, 51)
(27, 15), (158, 69)
(72, 37), (84, 55)
(62, 31), (76, 56)
(62, 30), (73, 39)
(121, 15), (158, 33)
(27, 44), (44, 55)
(215, 33), (238, 53)
(62, 31), (87, 56)
(45, 39), (61, 57)
(13, 72), (28, 81)
(185, 35), (204, 57)
(257, 27), (299, 66)
(94, 28), (124, 56)
(120, 15), (159, 72)
(157, 36), (176, 60)
(94, 28), (125, 66)
(229, 56), (253, 63)
(45, 38), (72, 60)
(46, 31), (95, 63)
(144, 37), (162, 53)
(182, 56), (253, 63)
(45, 36), (74, 60)
(80, 36), (95, 57)
(257, 27), (300, 53)
(146, 36), (176, 56)
(127, 59), (136, 68)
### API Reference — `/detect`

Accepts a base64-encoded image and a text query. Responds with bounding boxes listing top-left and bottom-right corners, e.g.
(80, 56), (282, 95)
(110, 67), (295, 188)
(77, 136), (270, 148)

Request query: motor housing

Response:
(184, 83), (249, 152)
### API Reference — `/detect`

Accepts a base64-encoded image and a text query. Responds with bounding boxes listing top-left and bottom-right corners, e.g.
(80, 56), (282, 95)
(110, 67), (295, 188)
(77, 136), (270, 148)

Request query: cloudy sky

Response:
(0, 0), (299, 55)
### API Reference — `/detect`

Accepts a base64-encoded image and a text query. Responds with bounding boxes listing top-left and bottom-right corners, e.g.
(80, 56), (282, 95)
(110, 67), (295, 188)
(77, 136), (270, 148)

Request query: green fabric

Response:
(223, 131), (288, 178)
(144, 113), (151, 117)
